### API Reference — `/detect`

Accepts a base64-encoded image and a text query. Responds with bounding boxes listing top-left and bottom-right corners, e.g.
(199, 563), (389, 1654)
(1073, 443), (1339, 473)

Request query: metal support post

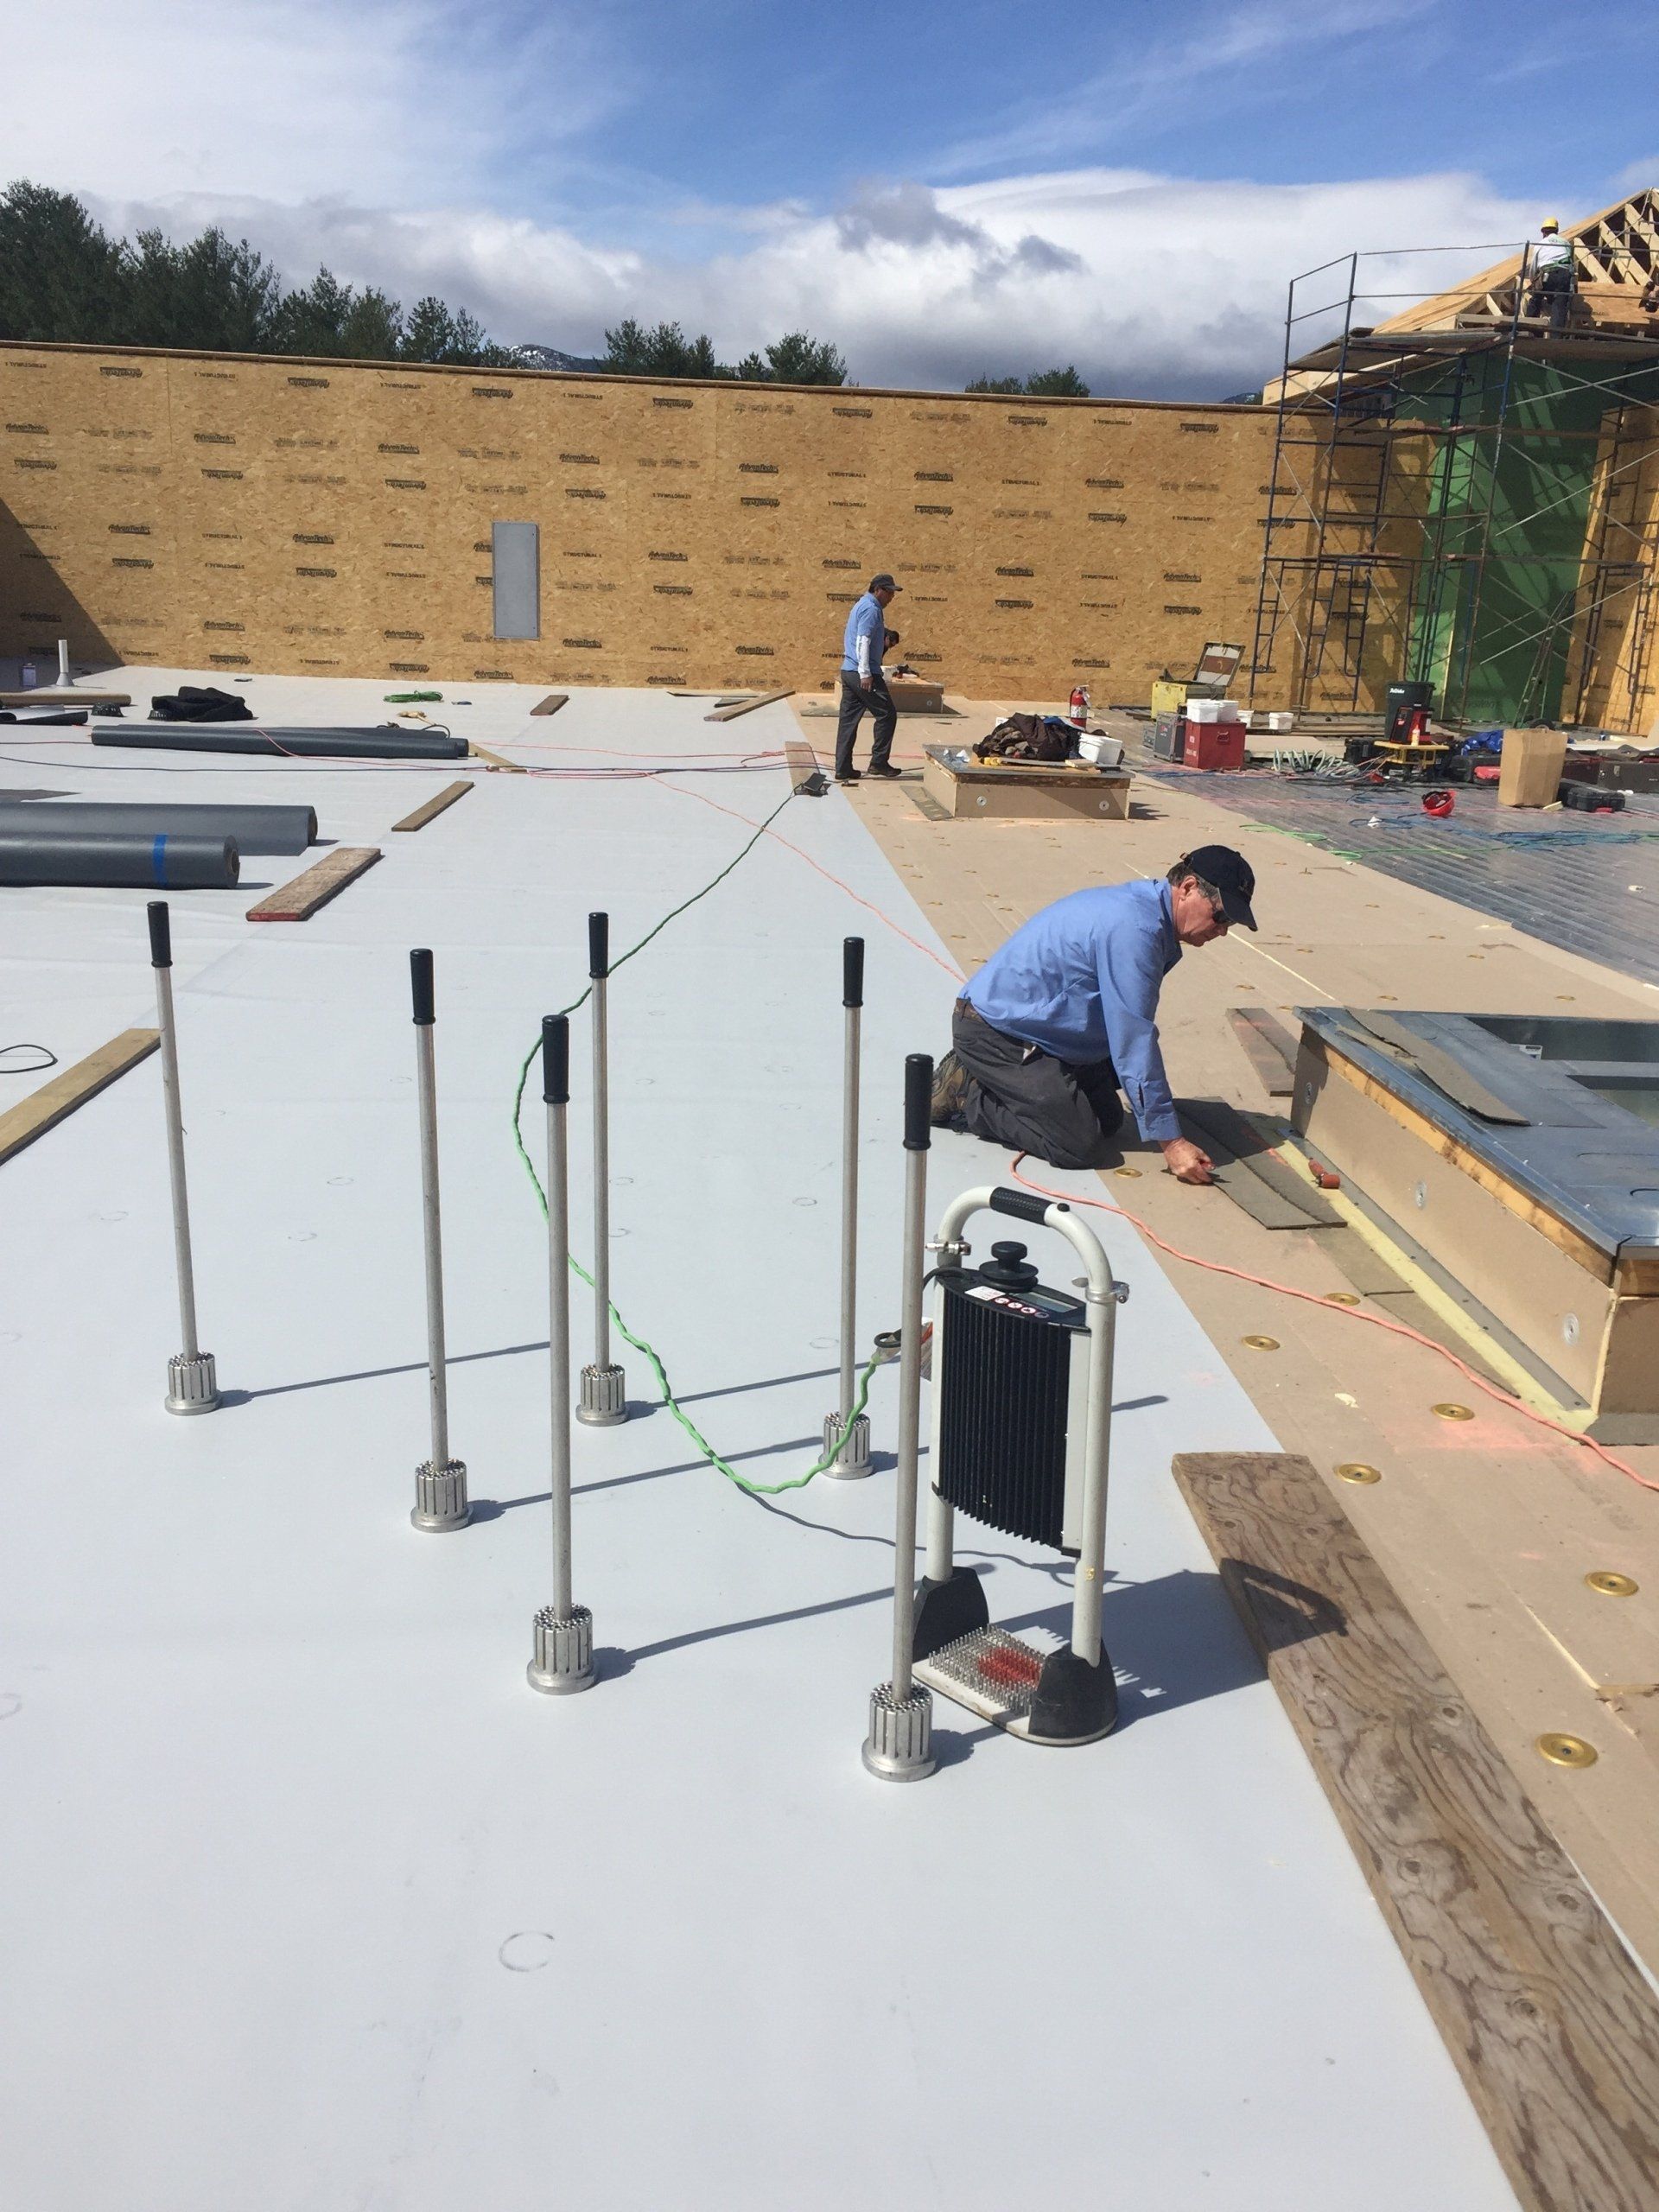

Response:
(823, 937), (871, 1478)
(56, 637), (72, 688)
(862, 1053), (936, 1782)
(529, 1015), (594, 1694)
(409, 948), (469, 1530)
(149, 901), (219, 1414)
(577, 912), (626, 1426)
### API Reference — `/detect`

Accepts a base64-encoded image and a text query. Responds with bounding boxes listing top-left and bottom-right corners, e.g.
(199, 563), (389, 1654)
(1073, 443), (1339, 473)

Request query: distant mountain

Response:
(514, 343), (608, 374)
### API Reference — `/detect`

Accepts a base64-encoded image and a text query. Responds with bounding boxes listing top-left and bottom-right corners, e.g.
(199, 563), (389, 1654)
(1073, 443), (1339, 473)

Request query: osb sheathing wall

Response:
(0, 341), (1278, 697)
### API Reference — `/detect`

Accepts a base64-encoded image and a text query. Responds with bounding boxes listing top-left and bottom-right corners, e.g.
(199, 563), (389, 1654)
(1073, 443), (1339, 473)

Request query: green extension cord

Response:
(510, 784), (881, 1496)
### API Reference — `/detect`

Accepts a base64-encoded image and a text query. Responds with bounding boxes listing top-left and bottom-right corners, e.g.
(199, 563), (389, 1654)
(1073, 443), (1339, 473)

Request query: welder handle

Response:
(588, 911), (609, 980)
(542, 1014), (569, 1105)
(146, 900), (172, 970)
(988, 1186), (1066, 1225)
(410, 947), (435, 1027)
(904, 1052), (933, 1150)
(842, 936), (864, 1008)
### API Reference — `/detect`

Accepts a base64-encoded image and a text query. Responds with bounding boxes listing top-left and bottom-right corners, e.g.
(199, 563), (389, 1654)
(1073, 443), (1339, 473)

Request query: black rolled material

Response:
(0, 708), (88, 726)
(147, 900), (172, 969)
(0, 801), (318, 854)
(588, 912), (609, 979)
(904, 1052), (933, 1150)
(542, 1015), (569, 1105)
(410, 949), (435, 1027)
(0, 830), (238, 889)
(842, 935), (865, 1008)
(92, 725), (468, 761)
(988, 1185), (1065, 1225)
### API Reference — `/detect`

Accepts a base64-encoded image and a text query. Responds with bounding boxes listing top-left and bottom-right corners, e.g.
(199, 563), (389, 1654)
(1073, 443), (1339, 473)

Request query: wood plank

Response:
(391, 780), (473, 832)
(528, 693), (569, 716)
(1173, 1450), (1659, 2212)
(1227, 1005), (1298, 1096)
(703, 688), (794, 722)
(0, 1028), (158, 1166)
(467, 740), (528, 772)
(0, 689), (131, 707)
(246, 846), (380, 922)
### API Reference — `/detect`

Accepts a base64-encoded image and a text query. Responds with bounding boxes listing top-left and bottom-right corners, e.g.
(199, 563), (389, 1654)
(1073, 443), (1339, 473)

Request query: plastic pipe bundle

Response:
(0, 801), (316, 853)
(92, 725), (468, 761)
(0, 830), (238, 888)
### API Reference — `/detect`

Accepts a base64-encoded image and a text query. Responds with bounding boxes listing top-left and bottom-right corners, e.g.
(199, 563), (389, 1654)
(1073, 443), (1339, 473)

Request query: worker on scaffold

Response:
(930, 846), (1258, 1181)
(1524, 217), (1575, 334)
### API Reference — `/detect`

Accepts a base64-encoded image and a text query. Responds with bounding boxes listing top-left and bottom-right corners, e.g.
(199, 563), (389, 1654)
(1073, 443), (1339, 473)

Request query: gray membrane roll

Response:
(0, 801), (317, 853)
(92, 724), (468, 760)
(0, 830), (239, 889)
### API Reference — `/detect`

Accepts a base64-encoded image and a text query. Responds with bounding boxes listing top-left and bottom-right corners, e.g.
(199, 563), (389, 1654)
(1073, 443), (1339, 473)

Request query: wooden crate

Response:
(920, 745), (1131, 821)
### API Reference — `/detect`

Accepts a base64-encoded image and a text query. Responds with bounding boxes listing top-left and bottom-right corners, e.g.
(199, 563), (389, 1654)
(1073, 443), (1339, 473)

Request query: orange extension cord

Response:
(1006, 1155), (1659, 1497)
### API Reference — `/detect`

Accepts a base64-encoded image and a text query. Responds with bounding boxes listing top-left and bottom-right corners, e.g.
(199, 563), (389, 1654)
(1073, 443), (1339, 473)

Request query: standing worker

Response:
(836, 573), (904, 785)
(1525, 217), (1575, 334)
(930, 847), (1258, 1179)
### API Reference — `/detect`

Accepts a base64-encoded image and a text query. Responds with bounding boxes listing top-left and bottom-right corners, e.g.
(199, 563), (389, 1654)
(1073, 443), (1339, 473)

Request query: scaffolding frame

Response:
(1249, 236), (1659, 731)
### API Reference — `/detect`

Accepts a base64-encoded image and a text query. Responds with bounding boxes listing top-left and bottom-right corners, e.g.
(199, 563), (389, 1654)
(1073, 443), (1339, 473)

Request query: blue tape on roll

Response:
(151, 832), (167, 886)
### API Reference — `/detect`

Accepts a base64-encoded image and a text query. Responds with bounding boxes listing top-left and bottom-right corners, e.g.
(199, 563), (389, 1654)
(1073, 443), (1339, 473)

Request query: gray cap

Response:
(869, 573), (901, 593)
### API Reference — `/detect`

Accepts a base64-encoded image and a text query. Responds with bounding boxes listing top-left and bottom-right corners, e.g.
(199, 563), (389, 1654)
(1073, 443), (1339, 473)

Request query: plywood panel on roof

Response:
(0, 340), (1279, 699)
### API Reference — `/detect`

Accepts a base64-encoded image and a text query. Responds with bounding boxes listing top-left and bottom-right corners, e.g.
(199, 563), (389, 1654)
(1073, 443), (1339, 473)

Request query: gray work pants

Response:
(836, 672), (895, 775)
(951, 998), (1126, 1171)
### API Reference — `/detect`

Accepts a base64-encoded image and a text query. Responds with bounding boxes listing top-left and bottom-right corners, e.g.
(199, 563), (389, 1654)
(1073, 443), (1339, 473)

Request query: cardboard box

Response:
(1497, 726), (1568, 808)
(886, 678), (945, 715)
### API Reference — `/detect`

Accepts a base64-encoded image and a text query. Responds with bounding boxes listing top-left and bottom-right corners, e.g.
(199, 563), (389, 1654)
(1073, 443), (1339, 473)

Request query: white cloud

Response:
(0, 0), (1551, 397)
(79, 165), (1542, 397)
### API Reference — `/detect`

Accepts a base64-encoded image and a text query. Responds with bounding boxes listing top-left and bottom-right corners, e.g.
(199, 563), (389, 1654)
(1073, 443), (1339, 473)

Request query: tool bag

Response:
(974, 712), (1076, 764)
(149, 684), (254, 723)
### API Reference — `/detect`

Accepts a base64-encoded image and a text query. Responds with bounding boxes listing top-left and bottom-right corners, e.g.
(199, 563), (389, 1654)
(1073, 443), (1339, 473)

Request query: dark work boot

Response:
(930, 1051), (968, 1127)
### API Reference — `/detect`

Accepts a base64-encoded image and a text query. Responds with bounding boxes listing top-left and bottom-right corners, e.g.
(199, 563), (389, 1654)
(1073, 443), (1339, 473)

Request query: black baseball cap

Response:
(869, 572), (901, 593)
(1177, 844), (1257, 930)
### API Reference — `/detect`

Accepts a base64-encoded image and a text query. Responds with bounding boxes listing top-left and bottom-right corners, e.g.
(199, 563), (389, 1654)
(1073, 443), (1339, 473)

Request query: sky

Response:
(3, 0), (1654, 397)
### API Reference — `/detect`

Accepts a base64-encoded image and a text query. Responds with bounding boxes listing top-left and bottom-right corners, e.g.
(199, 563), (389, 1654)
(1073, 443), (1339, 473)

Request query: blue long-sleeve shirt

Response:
(963, 879), (1183, 1143)
(841, 592), (886, 681)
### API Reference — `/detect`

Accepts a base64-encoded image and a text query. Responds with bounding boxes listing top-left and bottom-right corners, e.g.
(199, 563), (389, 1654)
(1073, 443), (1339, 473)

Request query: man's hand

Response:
(1160, 1135), (1214, 1185)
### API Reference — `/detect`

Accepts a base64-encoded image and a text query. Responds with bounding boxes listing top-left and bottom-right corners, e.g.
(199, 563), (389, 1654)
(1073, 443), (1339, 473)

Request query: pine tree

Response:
(0, 181), (124, 343)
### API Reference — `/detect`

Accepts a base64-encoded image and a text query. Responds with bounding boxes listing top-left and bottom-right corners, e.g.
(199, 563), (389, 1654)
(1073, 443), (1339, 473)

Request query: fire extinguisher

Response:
(1069, 684), (1090, 724)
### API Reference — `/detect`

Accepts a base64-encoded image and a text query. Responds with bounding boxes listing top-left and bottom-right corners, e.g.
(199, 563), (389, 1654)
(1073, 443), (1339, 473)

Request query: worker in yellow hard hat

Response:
(1525, 216), (1575, 332)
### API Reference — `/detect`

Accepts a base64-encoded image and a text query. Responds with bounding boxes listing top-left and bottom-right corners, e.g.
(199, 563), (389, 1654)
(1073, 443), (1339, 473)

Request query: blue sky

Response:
(7, 0), (1654, 394)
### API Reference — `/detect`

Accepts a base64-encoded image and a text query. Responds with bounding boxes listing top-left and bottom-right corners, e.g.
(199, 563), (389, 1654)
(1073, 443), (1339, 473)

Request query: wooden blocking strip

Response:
(391, 780), (473, 833)
(1227, 1005), (1299, 1096)
(246, 846), (380, 922)
(529, 693), (569, 716)
(703, 687), (794, 722)
(467, 741), (528, 773)
(0, 689), (131, 707)
(1172, 1451), (1659, 2212)
(0, 1028), (158, 1166)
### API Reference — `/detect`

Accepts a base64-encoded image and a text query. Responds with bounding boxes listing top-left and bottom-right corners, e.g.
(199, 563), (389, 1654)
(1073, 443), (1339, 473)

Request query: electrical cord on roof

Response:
(509, 780), (882, 1496)
(1004, 1154), (1659, 1497)
(0, 1043), (58, 1075)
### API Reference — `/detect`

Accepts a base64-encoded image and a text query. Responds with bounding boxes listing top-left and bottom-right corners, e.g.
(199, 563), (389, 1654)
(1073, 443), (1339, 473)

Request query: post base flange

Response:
(861, 1681), (936, 1781)
(821, 1408), (873, 1479)
(411, 1458), (471, 1531)
(166, 1350), (219, 1415)
(576, 1363), (627, 1426)
(527, 1604), (595, 1694)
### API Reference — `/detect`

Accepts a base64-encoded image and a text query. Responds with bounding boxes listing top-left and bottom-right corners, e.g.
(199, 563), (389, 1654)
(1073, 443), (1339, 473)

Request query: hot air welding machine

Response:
(909, 1184), (1127, 1746)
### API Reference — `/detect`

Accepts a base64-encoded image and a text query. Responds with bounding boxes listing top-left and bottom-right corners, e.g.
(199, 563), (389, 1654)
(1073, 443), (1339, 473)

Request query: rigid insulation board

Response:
(0, 340), (1278, 699)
